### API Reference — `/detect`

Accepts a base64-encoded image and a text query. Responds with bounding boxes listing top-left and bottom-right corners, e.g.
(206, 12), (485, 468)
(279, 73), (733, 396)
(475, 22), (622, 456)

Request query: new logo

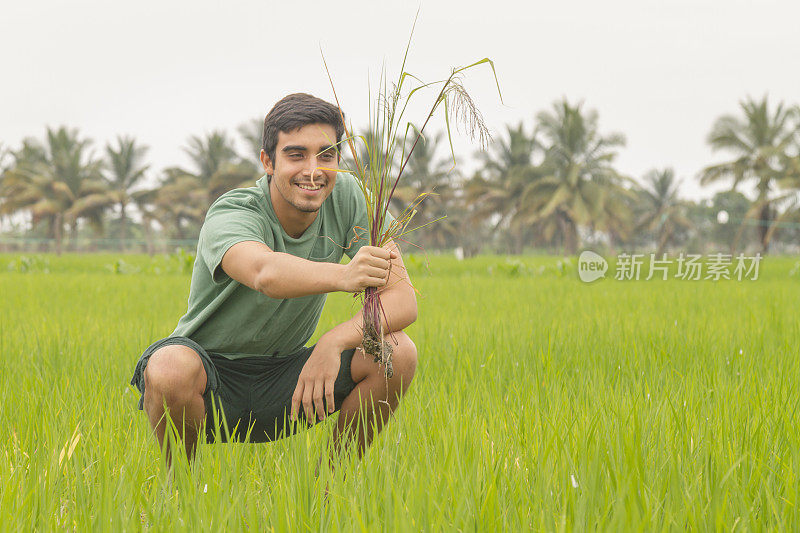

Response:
(578, 250), (608, 282)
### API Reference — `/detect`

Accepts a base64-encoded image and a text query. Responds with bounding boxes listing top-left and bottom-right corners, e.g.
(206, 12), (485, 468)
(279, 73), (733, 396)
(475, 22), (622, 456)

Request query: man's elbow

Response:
(404, 293), (418, 327)
(388, 290), (417, 331)
(254, 266), (282, 299)
(406, 307), (418, 328)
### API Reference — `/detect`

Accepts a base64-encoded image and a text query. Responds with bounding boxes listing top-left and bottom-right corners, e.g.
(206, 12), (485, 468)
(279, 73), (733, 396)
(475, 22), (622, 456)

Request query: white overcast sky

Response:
(1, 0), (798, 200)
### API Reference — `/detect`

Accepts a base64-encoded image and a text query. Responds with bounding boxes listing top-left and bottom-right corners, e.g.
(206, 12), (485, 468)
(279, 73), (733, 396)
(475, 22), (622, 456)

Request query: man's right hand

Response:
(340, 246), (398, 293)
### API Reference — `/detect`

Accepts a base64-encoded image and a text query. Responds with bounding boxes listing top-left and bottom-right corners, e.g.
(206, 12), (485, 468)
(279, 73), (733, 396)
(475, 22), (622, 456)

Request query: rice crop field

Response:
(2, 252), (800, 530)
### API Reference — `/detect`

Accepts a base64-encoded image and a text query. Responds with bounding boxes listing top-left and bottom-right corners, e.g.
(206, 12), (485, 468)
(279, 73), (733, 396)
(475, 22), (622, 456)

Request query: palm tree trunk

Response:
(564, 217), (579, 256)
(731, 221), (747, 255)
(607, 230), (617, 257)
(54, 213), (63, 255)
(656, 232), (669, 256)
(556, 214), (566, 256)
(759, 203), (772, 254)
(119, 201), (128, 250)
(67, 220), (78, 251)
(515, 228), (524, 255)
(144, 216), (154, 256)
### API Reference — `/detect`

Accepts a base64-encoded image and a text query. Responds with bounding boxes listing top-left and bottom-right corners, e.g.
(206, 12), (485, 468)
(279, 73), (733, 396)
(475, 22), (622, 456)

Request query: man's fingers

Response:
(291, 382), (304, 422)
(325, 378), (336, 413)
(360, 245), (398, 261)
(366, 275), (388, 288)
(313, 379), (325, 421)
(364, 256), (391, 269)
(302, 383), (314, 424)
(364, 246), (391, 260)
(366, 265), (388, 279)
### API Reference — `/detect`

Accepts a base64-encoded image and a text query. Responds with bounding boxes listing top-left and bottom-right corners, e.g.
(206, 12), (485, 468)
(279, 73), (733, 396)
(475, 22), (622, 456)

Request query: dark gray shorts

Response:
(130, 336), (358, 443)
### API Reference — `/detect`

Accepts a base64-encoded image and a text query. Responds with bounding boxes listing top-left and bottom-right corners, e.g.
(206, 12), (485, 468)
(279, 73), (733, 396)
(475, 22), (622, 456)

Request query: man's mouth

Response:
(295, 182), (324, 192)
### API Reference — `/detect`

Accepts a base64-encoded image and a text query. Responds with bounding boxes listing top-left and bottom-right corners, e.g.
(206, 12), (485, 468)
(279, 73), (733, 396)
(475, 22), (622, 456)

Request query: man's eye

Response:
(289, 153), (302, 159)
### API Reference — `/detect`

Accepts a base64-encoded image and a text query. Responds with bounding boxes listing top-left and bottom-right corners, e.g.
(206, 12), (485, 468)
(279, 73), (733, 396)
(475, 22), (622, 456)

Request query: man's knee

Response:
(390, 332), (417, 391)
(143, 345), (207, 407)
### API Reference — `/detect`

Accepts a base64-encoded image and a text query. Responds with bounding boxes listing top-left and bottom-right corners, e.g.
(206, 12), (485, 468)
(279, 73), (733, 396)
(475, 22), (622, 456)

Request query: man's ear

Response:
(260, 149), (274, 175)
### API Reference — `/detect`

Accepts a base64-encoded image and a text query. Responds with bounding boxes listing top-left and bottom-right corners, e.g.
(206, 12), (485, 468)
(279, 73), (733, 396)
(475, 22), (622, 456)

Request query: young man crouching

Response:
(130, 93), (417, 464)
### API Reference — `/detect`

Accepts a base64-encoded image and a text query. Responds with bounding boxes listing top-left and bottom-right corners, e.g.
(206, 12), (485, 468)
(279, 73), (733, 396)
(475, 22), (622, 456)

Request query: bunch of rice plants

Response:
(322, 22), (501, 377)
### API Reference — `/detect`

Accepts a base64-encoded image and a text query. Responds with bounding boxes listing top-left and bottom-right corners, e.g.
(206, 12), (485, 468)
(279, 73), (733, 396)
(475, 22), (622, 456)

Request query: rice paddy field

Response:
(2, 251), (800, 530)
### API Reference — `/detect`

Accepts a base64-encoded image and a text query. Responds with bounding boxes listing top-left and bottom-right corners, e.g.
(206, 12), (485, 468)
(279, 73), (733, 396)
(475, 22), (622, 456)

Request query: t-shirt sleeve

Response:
(344, 179), (396, 259)
(199, 194), (270, 284)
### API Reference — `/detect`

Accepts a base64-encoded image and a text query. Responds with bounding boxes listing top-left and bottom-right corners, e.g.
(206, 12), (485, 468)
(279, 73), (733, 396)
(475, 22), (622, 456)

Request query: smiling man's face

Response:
(260, 123), (339, 225)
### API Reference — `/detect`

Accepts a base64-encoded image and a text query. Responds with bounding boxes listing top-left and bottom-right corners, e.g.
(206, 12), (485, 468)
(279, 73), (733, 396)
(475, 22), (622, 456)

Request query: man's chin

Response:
(294, 202), (322, 213)
(292, 192), (329, 213)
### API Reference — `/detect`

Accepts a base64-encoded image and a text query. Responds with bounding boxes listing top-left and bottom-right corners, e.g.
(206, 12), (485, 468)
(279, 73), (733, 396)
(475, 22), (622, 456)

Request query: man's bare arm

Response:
(221, 240), (397, 299)
(319, 239), (417, 351)
(290, 239), (416, 422)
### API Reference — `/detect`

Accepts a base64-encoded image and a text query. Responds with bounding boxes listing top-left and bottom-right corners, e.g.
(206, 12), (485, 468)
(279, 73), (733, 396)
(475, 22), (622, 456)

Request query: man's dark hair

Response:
(262, 93), (345, 167)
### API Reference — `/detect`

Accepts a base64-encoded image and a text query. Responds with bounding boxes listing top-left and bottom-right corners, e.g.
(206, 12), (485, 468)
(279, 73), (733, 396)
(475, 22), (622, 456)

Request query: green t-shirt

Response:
(171, 173), (393, 359)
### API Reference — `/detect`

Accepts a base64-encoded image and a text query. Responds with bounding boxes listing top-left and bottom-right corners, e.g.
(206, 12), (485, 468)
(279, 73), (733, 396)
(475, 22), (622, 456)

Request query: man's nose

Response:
(303, 157), (324, 179)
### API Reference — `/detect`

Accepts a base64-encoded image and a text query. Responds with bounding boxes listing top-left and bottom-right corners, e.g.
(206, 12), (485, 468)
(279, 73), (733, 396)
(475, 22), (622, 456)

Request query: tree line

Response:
(1, 96), (799, 255)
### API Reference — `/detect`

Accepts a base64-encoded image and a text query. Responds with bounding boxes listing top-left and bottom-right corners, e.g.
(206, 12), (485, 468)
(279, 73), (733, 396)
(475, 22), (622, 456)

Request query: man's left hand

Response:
(291, 338), (342, 423)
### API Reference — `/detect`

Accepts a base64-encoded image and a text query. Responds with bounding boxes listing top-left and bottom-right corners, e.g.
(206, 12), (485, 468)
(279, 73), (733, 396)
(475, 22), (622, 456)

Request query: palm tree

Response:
(522, 99), (630, 255)
(0, 127), (109, 253)
(146, 131), (258, 239)
(104, 135), (150, 244)
(0, 140), (68, 246)
(634, 168), (692, 255)
(701, 96), (800, 252)
(45, 128), (112, 248)
(150, 167), (207, 240)
(762, 151), (800, 248)
(186, 131), (257, 198)
(184, 130), (238, 182)
(466, 122), (539, 253)
(390, 132), (462, 249)
(0, 143), (11, 173)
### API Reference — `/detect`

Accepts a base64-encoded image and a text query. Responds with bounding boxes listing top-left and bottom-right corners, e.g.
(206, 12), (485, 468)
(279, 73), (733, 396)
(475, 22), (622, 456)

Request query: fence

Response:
(0, 237), (198, 254)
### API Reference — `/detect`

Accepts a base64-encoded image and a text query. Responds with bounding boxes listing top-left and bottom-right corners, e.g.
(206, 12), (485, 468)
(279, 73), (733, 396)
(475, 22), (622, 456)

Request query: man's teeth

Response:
(297, 184), (322, 191)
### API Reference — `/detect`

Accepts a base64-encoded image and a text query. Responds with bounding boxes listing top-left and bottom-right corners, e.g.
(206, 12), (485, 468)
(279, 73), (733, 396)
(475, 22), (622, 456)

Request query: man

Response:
(130, 93), (418, 463)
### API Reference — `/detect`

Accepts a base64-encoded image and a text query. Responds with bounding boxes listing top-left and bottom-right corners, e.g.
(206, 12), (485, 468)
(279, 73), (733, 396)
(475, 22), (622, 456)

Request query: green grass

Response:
(2, 252), (800, 530)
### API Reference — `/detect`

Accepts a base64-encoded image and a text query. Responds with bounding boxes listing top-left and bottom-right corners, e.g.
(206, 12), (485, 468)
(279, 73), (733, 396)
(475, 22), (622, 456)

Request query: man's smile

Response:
(294, 182), (326, 193)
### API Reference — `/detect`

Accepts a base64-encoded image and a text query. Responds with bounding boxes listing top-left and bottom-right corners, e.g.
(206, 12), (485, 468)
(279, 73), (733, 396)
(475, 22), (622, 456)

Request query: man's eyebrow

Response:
(282, 144), (336, 155)
(282, 145), (307, 152)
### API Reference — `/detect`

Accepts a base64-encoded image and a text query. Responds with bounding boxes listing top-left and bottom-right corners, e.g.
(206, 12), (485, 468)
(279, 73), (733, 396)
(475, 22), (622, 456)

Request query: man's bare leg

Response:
(142, 345), (208, 464)
(331, 331), (417, 460)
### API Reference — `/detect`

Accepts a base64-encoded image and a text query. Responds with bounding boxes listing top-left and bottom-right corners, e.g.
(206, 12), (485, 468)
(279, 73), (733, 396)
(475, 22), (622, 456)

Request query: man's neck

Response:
(268, 178), (318, 239)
